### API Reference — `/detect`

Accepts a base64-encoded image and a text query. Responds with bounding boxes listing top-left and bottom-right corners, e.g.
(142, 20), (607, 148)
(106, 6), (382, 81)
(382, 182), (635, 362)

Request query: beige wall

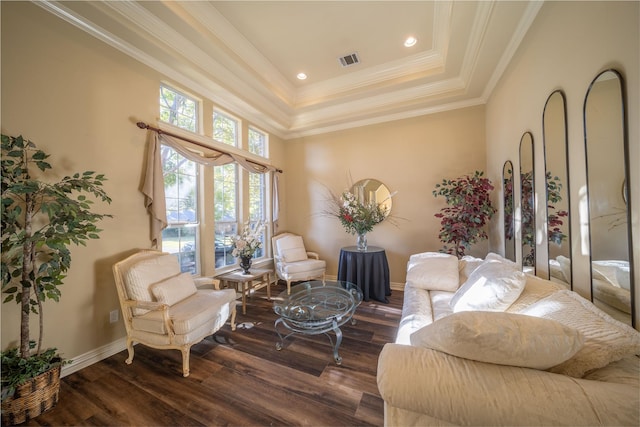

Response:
(0, 2), (287, 360)
(284, 106), (486, 285)
(485, 1), (639, 327)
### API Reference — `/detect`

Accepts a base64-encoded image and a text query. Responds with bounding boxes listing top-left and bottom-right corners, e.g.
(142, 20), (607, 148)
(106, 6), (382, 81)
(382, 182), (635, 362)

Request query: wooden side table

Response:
(217, 268), (272, 314)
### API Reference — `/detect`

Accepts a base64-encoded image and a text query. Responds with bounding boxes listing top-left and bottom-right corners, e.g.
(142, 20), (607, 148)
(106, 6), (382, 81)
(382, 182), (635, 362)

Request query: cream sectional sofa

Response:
(377, 252), (640, 426)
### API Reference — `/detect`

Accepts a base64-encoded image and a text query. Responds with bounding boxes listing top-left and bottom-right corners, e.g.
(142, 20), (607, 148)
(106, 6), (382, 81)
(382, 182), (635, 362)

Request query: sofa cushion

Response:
(521, 290), (640, 378)
(132, 288), (236, 335)
(276, 235), (308, 262)
(410, 311), (584, 370)
(450, 258), (526, 312)
(406, 252), (459, 292)
(279, 258), (325, 274)
(124, 254), (181, 315)
(151, 272), (197, 306)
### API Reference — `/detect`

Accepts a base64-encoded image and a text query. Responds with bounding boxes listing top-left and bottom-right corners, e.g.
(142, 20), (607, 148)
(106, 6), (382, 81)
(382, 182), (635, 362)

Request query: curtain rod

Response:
(136, 121), (283, 173)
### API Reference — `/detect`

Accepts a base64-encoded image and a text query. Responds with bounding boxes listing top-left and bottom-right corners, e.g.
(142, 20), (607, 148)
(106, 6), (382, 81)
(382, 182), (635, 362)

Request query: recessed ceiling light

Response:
(296, 72), (307, 80)
(404, 37), (417, 47)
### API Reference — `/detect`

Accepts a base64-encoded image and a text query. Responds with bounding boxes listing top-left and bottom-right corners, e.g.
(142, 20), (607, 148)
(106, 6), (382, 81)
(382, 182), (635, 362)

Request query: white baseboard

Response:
(61, 337), (128, 378)
(61, 277), (404, 378)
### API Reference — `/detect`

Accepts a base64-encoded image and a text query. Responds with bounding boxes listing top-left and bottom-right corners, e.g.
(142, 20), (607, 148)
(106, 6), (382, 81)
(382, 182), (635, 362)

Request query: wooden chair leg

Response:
(287, 279), (292, 295)
(125, 338), (135, 365)
(181, 346), (190, 377)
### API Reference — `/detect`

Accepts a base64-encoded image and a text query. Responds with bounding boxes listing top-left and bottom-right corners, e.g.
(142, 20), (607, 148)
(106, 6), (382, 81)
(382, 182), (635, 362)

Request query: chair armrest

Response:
(377, 343), (639, 426)
(306, 251), (320, 259)
(194, 277), (222, 290)
(124, 300), (166, 311)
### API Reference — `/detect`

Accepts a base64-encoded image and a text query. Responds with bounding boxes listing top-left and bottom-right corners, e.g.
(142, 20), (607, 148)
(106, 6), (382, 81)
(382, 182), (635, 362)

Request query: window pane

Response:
(161, 225), (197, 274)
(248, 127), (267, 157)
(213, 111), (239, 146)
(159, 85), (198, 132)
(162, 145), (197, 224)
(214, 163), (238, 267)
(249, 172), (266, 258)
(214, 222), (237, 268)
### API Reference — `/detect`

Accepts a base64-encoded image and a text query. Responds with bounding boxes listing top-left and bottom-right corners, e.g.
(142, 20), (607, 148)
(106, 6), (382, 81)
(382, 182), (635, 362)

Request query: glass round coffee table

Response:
(273, 280), (363, 365)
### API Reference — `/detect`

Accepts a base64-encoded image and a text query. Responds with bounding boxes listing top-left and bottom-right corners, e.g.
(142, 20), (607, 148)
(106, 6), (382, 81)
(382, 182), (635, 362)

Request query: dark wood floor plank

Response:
(21, 284), (402, 426)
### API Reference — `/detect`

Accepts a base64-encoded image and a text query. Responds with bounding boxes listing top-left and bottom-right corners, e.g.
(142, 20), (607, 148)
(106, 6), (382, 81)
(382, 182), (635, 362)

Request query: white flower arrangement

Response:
(231, 220), (265, 258)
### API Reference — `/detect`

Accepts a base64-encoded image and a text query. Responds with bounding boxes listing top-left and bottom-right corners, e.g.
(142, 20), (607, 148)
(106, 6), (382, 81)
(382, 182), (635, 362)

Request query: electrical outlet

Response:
(109, 309), (119, 323)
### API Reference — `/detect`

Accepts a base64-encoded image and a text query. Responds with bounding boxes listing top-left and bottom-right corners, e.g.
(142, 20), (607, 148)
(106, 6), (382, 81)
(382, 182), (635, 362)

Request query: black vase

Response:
(239, 255), (252, 274)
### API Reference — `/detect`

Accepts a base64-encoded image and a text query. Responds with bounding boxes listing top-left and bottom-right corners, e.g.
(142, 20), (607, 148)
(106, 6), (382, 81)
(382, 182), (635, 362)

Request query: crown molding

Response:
(33, 0), (542, 141)
(482, 1), (544, 100)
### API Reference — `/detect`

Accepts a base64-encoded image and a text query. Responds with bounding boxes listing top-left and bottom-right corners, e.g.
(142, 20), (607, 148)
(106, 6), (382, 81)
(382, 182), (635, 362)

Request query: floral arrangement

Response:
(231, 221), (265, 258)
(327, 190), (389, 235)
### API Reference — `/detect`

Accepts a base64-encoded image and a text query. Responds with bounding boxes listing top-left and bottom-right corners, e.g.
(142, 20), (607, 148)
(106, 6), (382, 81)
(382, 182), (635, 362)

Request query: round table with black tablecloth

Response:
(337, 246), (391, 303)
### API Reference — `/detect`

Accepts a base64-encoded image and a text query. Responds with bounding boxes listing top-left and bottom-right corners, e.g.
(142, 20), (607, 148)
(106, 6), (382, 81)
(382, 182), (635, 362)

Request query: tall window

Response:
(159, 85), (200, 273)
(213, 111), (240, 267)
(248, 127), (268, 257)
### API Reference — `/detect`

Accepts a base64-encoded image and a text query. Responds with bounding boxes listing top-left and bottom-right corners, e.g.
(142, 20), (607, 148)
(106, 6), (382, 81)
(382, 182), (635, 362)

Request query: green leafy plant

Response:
(1, 134), (111, 397)
(433, 171), (496, 258)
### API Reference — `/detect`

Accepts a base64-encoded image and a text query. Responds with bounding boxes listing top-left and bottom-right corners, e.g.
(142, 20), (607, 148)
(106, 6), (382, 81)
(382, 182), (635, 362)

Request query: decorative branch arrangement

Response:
(433, 171), (496, 258)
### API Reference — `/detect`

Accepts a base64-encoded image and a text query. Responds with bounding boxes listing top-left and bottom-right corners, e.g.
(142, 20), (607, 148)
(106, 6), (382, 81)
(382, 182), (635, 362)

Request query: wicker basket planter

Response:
(1, 365), (61, 426)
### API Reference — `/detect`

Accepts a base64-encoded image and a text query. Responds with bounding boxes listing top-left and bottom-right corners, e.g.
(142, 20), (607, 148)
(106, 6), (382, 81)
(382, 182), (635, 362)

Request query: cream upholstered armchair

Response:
(272, 233), (326, 294)
(112, 250), (237, 377)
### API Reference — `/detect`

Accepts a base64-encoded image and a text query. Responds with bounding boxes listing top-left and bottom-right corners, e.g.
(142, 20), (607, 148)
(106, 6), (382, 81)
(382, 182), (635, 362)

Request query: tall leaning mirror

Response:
(503, 161), (516, 262)
(519, 132), (535, 272)
(584, 69), (634, 326)
(543, 90), (571, 287)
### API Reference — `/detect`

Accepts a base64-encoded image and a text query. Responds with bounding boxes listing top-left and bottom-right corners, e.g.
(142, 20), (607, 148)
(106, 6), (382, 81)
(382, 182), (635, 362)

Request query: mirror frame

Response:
(542, 90), (572, 286)
(350, 178), (393, 217)
(519, 132), (535, 273)
(583, 68), (635, 327)
(503, 160), (516, 262)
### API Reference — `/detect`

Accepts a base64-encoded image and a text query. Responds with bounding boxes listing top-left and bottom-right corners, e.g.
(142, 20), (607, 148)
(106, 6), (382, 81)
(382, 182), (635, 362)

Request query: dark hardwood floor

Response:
(25, 283), (403, 426)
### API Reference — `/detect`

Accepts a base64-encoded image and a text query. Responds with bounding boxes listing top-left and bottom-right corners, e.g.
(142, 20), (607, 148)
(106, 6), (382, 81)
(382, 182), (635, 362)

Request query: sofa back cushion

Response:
(276, 235), (308, 263)
(124, 254), (181, 315)
(521, 289), (640, 377)
(406, 252), (459, 292)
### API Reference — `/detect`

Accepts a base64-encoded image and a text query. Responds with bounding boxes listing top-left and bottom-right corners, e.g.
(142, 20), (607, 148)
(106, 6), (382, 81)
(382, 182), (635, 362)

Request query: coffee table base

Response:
(274, 317), (357, 365)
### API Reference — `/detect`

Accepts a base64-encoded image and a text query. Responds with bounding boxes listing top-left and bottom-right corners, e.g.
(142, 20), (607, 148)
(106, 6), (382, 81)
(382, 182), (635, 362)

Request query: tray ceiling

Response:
(39, 1), (542, 139)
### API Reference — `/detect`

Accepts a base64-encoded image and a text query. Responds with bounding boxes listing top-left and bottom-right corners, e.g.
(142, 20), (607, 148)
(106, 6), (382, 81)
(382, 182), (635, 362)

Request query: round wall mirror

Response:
(351, 179), (393, 217)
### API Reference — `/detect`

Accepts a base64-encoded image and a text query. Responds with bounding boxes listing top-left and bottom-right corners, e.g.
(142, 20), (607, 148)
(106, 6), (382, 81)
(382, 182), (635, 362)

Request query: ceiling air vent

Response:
(338, 52), (360, 68)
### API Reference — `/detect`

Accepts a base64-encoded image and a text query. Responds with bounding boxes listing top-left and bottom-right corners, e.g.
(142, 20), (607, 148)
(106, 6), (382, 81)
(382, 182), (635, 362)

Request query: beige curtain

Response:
(141, 131), (279, 247)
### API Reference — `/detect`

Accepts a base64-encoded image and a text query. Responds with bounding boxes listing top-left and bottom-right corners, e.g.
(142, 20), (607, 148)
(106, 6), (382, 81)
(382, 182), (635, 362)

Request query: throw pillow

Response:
(458, 255), (483, 286)
(150, 272), (198, 306)
(485, 251), (518, 267)
(276, 235), (308, 263)
(410, 311), (584, 370)
(450, 258), (526, 312)
(520, 290), (640, 377)
(406, 252), (459, 292)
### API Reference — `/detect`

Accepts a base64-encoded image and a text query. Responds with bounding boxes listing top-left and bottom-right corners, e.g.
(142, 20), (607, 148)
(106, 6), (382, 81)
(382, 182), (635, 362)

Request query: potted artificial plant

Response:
(1, 134), (111, 424)
(432, 170), (496, 258)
